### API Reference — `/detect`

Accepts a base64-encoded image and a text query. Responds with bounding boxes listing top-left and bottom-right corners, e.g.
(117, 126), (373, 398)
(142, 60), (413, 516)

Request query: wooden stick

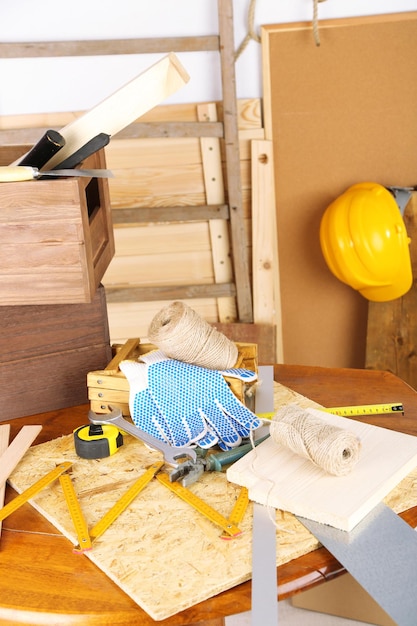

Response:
(16, 53), (190, 170)
(0, 424), (11, 538)
(0, 425), (42, 487)
(198, 103), (237, 323)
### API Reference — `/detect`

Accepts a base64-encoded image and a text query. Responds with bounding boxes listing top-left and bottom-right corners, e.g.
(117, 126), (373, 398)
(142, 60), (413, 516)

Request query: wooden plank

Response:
(111, 204), (229, 224)
(262, 12), (417, 368)
(0, 36), (220, 58)
(0, 98), (262, 130)
(32, 53), (190, 171)
(0, 426), (42, 486)
(366, 192), (417, 389)
(227, 407), (417, 531)
(107, 299), (220, 344)
(198, 102), (237, 323)
(218, 0), (253, 322)
(0, 424), (10, 538)
(251, 139), (282, 362)
(105, 283), (236, 303)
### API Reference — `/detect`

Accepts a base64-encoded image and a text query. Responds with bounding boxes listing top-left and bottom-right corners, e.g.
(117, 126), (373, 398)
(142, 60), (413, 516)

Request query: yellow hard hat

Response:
(319, 182), (412, 301)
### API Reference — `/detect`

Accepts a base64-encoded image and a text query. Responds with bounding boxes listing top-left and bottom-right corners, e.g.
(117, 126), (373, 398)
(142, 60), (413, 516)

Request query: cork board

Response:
(8, 384), (417, 621)
(262, 12), (417, 368)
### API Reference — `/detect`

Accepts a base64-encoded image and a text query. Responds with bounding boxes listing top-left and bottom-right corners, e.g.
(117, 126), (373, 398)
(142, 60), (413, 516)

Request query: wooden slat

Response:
(0, 36), (220, 58)
(198, 102), (237, 323)
(251, 139), (282, 363)
(218, 0), (253, 322)
(105, 283), (236, 303)
(0, 426), (42, 486)
(111, 204), (229, 224)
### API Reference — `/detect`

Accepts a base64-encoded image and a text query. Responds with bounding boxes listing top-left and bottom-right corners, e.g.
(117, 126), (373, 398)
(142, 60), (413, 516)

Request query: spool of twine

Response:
(148, 301), (238, 370)
(270, 404), (361, 476)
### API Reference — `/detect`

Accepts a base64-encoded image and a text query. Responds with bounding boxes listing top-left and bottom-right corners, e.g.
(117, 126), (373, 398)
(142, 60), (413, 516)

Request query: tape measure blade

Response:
(89, 461), (164, 543)
(59, 473), (92, 553)
(324, 403), (404, 416)
(0, 462), (73, 523)
(157, 473), (242, 537)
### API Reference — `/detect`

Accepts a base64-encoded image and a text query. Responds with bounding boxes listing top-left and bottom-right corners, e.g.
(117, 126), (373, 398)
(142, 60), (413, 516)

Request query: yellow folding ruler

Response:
(1, 460), (248, 550)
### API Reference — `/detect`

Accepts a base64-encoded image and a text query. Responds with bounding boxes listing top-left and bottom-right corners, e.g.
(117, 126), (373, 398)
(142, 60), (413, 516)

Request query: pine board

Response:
(7, 383), (417, 620)
(227, 408), (417, 531)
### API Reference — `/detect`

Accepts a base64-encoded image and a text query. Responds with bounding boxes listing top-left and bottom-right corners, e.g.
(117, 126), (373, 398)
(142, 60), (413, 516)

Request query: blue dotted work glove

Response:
(120, 351), (261, 450)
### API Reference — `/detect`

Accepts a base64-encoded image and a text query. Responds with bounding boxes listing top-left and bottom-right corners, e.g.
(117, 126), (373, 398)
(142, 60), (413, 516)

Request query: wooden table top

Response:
(2, 364), (417, 626)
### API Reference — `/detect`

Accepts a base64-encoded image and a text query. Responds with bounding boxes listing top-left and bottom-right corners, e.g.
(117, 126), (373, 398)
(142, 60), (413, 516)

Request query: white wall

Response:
(0, 0), (416, 115)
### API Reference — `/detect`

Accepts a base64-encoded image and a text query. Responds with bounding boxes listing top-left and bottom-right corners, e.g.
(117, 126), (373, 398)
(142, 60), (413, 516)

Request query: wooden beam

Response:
(0, 36), (220, 58)
(111, 204), (229, 224)
(218, 0), (253, 323)
(105, 282), (236, 303)
(198, 102), (237, 323)
(251, 139), (283, 362)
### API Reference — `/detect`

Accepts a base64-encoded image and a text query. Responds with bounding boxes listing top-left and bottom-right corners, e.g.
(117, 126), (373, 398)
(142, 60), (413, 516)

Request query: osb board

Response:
(366, 193), (417, 391)
(8, 383), (417, 621)
(262, 12), (417, 369)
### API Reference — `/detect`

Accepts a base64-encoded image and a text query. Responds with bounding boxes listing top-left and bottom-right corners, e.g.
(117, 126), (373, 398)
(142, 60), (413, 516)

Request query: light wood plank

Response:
(0, 425), (42, 486)
(23, 53), (189, 170)
(251, 140), (283, 362)
(198, 103), (237, 323)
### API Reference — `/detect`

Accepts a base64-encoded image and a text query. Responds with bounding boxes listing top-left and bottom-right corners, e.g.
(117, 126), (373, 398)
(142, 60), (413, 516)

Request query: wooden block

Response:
(0, 148), (114, 305)
(227, 407), (417, 531)
(0, 285), (112, 421)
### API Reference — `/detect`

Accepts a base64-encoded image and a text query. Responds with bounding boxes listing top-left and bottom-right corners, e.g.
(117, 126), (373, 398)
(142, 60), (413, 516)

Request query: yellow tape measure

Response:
(258, 402), (404, 420)
(0, 462), (73, 522)
(156, 472), (242, 538)
(323, 403), (404, 417)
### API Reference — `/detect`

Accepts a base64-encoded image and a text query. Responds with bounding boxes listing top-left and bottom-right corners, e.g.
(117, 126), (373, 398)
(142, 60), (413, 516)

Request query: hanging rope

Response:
(236, 0), (330, 59)
(235, 0), (261, 61)
(313, 0), (328, 47)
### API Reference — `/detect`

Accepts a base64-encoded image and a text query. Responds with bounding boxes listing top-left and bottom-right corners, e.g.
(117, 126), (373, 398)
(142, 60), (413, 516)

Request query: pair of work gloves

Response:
(120, 350), (261, 451)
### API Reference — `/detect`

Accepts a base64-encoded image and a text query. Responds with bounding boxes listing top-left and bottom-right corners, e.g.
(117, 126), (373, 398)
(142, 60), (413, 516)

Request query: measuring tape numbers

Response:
(258, 402), (404, 420)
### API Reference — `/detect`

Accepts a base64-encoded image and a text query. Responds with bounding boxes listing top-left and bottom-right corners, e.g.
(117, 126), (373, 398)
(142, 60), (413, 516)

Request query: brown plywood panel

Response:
(262, 12), (417, 367)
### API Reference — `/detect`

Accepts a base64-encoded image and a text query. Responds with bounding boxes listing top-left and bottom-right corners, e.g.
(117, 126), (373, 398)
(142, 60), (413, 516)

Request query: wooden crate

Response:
(88, 338), (258, 416)
(0, 146), (114, 305)
(0, 284), (112, 421)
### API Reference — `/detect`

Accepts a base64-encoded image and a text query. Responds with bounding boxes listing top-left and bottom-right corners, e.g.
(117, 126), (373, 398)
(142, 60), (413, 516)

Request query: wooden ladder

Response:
(0, 0), (252, 324)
